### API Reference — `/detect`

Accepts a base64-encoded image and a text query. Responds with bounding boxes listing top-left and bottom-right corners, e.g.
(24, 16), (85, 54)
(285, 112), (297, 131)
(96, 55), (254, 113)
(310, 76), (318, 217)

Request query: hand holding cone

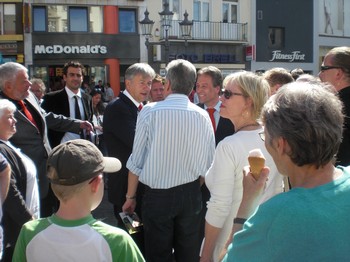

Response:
(248, 149), (265, 180)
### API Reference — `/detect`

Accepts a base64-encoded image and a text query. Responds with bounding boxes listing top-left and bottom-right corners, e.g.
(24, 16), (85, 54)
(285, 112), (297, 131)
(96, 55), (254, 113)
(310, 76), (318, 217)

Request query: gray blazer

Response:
(1, 92), (81, 198)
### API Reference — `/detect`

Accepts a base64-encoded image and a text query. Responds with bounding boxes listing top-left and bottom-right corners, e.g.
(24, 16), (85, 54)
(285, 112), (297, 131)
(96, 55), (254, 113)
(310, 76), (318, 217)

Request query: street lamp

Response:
(139, 9), (154, 48)
(158, 1), (173, 64)
(179, 10), (193, 47)
(139, 2), (193, 64)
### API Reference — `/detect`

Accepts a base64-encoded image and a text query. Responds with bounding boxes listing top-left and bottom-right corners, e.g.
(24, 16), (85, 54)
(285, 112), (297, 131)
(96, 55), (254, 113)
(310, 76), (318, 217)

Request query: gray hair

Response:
(165, 59), (196, 95)
(262, 81), (344, 168)
(125, 63), (155, 81)
(30, 78), (46, 93)
(0, 62), (28, 91)
(327, 46), (350, 81)
(0, 99), (17, 118)
(223, 71), (270, 120)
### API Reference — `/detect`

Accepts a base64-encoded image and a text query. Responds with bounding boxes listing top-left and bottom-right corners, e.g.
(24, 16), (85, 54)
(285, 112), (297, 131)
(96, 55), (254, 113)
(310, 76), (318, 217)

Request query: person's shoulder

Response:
(91, 220), (134, 241)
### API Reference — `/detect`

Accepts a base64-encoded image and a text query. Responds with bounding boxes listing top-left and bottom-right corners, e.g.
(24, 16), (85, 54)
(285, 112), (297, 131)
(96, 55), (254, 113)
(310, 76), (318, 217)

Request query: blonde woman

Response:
(200, 71), (284, 262)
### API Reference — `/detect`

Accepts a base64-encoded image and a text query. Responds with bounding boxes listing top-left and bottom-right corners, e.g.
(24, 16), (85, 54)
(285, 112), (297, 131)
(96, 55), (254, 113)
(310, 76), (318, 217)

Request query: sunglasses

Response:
(220, 89), (245, 99)
(320, 65), (343, 72)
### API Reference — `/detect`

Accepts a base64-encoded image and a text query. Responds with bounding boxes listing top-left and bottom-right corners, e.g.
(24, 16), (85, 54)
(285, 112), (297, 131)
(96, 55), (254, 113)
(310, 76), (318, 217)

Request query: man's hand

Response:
(79, 120), (93, 132)
(122, 199), (136, 214)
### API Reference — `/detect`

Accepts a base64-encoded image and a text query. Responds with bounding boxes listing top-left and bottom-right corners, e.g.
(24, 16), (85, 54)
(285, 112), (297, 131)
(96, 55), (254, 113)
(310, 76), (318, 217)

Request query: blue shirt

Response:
(223, 166), (350, 262)
(127, 94), (215, 189)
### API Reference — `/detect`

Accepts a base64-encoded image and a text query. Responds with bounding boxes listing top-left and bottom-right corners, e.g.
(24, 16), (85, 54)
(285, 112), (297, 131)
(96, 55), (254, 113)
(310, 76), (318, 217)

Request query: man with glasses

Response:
(319, 46), (350, 166)
(42, 61), (93, 148)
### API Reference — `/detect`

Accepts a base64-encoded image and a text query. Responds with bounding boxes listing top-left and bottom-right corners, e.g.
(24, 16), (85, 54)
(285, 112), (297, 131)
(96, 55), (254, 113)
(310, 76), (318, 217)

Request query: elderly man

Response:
(319, 46), (350, 166)
(0, 62), (92, 217)
(123, 59), (215, 262)
(103, 63), (155, 253)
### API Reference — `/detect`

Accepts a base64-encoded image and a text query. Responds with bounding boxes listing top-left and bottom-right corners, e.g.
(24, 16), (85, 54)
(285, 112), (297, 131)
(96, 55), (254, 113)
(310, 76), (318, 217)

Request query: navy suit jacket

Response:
(197, 103), (235, 145)
(41, 88), (93, 148)
(103, 92), (139, 206)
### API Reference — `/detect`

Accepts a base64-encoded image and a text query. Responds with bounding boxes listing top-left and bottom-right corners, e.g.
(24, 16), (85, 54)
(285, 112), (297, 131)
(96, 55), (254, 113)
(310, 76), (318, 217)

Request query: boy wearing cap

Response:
(12, 139), (144, 262)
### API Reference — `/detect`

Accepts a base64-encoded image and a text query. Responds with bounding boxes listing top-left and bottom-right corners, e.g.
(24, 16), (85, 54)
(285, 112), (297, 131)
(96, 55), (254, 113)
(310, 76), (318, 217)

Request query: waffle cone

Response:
(248, 156), (265, 180)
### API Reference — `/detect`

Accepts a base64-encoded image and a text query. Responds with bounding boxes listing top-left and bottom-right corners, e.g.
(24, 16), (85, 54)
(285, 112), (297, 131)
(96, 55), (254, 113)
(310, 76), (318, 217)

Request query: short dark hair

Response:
(63, 61), (84, 76)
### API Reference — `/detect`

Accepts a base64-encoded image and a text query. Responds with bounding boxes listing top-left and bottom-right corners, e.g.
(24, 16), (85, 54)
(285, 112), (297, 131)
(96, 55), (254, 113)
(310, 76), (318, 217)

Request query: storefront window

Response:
(119, 9), (136, 33)
(70, 7), (88, 32)
(0, 4), (16, 34)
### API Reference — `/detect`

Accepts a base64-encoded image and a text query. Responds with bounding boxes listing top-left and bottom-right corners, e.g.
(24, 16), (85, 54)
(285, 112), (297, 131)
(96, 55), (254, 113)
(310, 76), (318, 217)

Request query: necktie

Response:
(207, 108), (216, 132)
(74, 96), (85, 139)
(138, 104), (143, 111)
(74, 96), (82, 119)
(18, 100), (38, 128)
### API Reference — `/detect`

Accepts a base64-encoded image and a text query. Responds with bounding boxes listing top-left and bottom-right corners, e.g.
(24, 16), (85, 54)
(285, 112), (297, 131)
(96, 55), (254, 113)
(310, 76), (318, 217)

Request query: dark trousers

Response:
(142, 179), (202, 262)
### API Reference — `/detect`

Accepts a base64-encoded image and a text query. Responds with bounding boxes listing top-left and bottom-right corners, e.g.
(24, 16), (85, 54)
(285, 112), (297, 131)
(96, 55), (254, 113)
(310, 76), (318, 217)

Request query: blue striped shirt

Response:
(126, 94), (215, 189)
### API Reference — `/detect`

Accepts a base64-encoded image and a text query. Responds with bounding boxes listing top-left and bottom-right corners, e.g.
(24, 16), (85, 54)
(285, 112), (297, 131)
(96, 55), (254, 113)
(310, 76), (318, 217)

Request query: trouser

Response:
(142, 179), (202, 262)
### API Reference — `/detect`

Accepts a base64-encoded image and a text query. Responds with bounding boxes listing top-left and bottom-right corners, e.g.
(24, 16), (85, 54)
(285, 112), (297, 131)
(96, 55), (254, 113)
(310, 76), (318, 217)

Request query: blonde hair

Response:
(223, 71), (270, 120)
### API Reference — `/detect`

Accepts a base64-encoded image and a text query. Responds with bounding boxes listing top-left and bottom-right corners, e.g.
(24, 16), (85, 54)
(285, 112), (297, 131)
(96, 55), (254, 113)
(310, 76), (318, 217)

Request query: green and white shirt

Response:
(13, 214), (144, 262)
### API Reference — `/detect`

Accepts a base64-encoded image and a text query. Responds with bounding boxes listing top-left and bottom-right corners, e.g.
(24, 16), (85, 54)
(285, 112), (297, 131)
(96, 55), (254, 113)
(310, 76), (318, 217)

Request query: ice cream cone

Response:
(248, 156), (265, 180)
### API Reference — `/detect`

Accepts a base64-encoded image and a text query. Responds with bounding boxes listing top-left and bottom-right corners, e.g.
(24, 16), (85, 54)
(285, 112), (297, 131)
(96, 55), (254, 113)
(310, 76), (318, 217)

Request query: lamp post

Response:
(179, 10), (193, 55)
(139, 2), (193, 65)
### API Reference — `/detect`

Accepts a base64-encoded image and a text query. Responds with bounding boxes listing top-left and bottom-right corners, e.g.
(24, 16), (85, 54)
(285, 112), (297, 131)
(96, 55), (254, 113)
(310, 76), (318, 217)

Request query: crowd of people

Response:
(0, 45), (349, 261)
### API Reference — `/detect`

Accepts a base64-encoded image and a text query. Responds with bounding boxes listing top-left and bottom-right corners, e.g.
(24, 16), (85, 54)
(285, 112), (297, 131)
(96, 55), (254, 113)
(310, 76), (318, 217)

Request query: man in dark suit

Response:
(195, 66), (235, 249)
(103, 63), (155, 254)
(0, 62), (93, 218)
(41, 61), (93, 148)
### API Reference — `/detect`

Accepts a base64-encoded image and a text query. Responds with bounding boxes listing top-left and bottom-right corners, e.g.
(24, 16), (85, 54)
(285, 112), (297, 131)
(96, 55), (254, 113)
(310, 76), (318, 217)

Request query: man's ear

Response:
(275, 136), (291, 156)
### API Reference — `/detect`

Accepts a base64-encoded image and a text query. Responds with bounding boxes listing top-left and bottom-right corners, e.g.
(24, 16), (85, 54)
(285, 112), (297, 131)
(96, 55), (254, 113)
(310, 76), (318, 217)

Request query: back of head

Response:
(47, 139), (121, 200)
(166, 59), (197, 95)
(262, 81), (343, 168)
(197, 66), (223, 89)
(290, 68), (304, 80)
(327, 46), (350, 82)
(223, 71), (270, 120)
(0, 62), (27, 91)
(263, 67), (294, 87)
(125, 63), (156, 81)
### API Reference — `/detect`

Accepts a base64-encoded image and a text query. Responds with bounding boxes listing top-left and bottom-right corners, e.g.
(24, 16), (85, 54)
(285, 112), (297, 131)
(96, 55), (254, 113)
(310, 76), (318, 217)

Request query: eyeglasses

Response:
(259, 131), (265, 141)
(220, 89), (245, 99)
(320, 65), (343, 72)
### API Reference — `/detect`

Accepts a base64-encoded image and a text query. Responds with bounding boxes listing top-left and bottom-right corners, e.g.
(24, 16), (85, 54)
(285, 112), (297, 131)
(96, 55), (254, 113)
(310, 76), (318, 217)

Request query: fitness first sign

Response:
(34, 45), (107, 54)
(269, 50), (306, 62)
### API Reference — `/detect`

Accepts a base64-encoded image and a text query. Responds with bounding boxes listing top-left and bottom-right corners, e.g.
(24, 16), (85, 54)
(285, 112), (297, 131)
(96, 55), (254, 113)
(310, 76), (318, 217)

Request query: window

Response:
(69, 7), (88, 32)
(33, 5), (103, 33)
(0, 3), (16, 34)
(90, 7), (103, 33)
(119, 9), (136, 33)
(223, 0), (238, 23)
(268, 27), (284, 49)
(47, 5), (67, 32)
(33, 7), (46, 32)
(163, 0), (180, 20)
(193, 0), (209, 21)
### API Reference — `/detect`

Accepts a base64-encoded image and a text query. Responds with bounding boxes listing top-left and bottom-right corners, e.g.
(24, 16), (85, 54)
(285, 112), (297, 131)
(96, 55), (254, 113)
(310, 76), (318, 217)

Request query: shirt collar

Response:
(204, 100), (221, 112)
(65, 86), (82, 99)
(123, 89), (142, 108)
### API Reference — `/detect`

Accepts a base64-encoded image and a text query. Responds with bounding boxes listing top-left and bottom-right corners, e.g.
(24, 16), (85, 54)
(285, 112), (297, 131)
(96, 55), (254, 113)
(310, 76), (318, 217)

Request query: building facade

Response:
(0, 0), (349, 93)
